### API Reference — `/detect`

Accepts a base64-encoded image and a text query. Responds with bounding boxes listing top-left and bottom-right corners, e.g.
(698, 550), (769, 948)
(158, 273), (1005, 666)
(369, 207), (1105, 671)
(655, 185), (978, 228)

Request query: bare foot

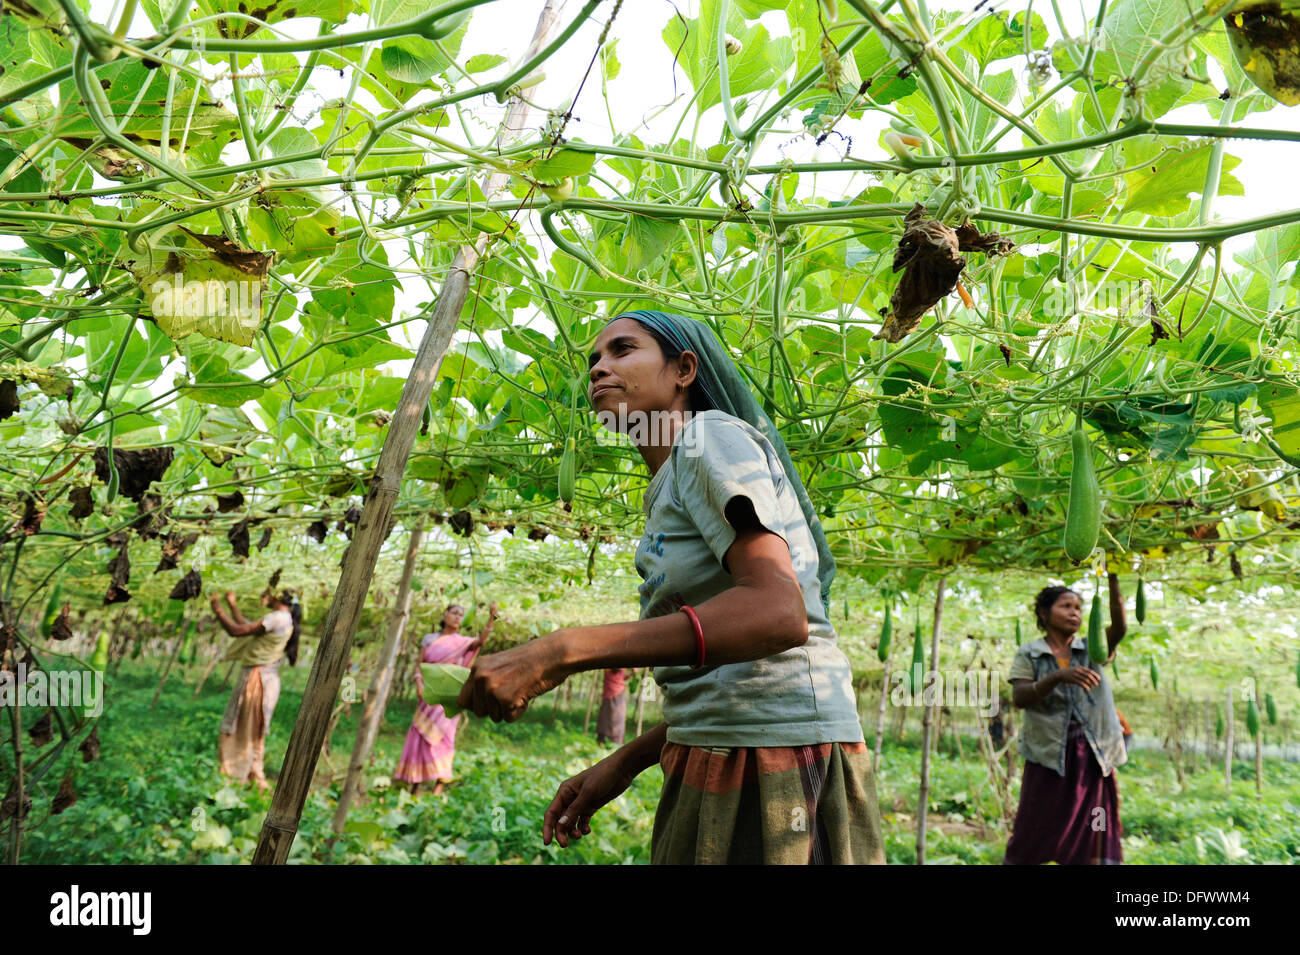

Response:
(432, 782), (446, 797)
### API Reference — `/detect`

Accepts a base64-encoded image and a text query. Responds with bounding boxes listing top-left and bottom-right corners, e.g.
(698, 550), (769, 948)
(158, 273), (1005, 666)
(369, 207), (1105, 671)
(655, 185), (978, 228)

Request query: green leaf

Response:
(1258, 382), (1300, 460)
(420, 663), (471, 716)
(465, 53), (506, 73)
(1121, 141), (1242, 217)
(531, 150), (596, 181)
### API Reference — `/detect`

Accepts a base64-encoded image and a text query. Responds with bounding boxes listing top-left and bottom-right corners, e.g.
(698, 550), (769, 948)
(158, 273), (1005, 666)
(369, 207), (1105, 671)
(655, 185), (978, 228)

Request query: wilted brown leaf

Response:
(93, 446), (175, 503)
(69, 485), (94, 520)
(51, 770), (77, 815)
(169, 567), (202, 601)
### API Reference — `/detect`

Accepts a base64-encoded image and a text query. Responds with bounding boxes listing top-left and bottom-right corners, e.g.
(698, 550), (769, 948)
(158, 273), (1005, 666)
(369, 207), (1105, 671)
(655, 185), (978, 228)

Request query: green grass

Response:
(13, 662), (1300, 864)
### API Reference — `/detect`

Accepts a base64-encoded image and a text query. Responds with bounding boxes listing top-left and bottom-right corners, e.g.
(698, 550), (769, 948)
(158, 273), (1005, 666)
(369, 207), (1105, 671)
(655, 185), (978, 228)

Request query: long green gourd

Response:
(1063, 425), (1100, 563)
(877, 605), (892, 662)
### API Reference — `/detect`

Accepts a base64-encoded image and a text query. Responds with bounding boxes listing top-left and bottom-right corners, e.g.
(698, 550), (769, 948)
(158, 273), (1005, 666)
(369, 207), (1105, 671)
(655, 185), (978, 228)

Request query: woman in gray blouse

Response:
(457, 310), (884, 864)
(1004, 577), (1128, 864)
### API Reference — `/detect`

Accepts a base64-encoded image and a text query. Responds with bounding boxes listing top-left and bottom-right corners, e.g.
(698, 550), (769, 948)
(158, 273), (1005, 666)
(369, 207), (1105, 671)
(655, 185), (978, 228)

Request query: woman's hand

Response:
(458, 634), (570, 722)
(1055, 666), (1101, 690)
(542, 754), (637, 848)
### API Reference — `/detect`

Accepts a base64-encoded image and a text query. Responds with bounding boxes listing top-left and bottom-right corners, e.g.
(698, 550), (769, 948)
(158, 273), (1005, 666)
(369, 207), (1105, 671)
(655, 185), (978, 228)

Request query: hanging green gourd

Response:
(1215, 706), (1225, 739)
(1014, 618), (1022, 647)
(1149, 657), (1160, 692)
(88, 632), (110, 672)
(557, 374), (581, 508)
(103, 416), (119, 504)
(908, 614), (925, 695)
(1135, 578), (1146, 625)
(877, 605), (892, 663)
(1111, 655), (1121, 681)
(1062, 421), (1100, 563)
(42, 581), (65, 638)
(1265, 693), (1278, 726)
(1246, 697), (1261, 738)
(1087, 583), (1106, 664)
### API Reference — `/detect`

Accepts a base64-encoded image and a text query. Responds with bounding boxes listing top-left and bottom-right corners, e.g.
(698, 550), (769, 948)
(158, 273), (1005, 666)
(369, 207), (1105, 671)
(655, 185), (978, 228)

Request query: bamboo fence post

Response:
(873, 654), (892, 774)
(150, 623), (187, 712)
(583, 671), (600, 736)
(333, 518), (425, 834)
(254, 4), (564, 865)
(6, 672), (23, 865)
(916, 579), (945, 866)
(1204, 698), (1214, 770)
(1224, 686), (1234, 793)
(1254, 722), (1263, 795)
(634, 669), (648, 736)
(193, 646), (221, 696)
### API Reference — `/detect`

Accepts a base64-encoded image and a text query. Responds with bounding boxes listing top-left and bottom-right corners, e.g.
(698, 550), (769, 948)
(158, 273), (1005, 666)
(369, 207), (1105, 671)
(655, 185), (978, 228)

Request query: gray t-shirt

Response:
(639, 410), (863, 747)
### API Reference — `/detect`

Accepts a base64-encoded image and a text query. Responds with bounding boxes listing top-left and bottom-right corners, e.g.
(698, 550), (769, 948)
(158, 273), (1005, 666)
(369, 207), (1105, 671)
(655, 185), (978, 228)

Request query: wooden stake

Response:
(916, 578), (945, 866)
(1224, 686), (1234, 793)
(873, 654), (892, 775)
(193, 648), (221, 696)
(253, 4), (563, 866)
(1254, 723), (1263, 795)
(634, 669), (647, 737)
(150, 624), (186, 712)
(332, 518), (425, 834)
(583, 671), (600, 736)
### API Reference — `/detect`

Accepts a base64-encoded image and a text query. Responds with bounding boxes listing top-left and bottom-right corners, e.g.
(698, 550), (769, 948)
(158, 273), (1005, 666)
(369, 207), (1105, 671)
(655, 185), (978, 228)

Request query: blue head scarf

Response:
(604, 310), (836, 612)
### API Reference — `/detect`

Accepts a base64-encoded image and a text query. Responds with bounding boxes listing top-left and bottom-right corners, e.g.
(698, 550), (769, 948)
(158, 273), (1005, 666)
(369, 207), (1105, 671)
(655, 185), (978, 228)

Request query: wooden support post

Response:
(916, 579), (945, 866)
(873, 654), (892, 775)
(332, 519), (425, 834)
(253, 4), (564, 865)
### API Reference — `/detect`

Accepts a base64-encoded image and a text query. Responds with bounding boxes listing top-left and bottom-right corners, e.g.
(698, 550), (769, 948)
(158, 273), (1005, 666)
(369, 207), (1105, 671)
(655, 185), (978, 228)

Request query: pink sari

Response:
(393, 633), (477, 784)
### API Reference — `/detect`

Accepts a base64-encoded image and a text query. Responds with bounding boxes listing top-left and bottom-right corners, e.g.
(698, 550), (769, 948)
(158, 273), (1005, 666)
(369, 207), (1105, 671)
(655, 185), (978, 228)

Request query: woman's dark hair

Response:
(277, 590), (302, 666)
(632, 320), (715, 413)
(1033, 586), (1076, 632)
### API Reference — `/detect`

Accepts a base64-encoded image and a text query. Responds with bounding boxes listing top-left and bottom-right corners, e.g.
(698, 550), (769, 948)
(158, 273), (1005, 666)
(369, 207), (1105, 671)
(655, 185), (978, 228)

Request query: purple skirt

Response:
(1004, 722), (1122, 865)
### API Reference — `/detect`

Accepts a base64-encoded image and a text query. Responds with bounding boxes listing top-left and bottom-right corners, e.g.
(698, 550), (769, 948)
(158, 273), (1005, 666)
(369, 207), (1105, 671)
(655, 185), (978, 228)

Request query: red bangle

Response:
(681, 606), (706, 670)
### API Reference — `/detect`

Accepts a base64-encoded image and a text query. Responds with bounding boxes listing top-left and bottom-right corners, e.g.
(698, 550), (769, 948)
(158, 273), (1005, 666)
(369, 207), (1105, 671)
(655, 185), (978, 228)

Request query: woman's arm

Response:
(224, 591), (250, 626)
(1012, 666), (1101, 708)
(1104, 572), (1127, 657)
(470, 602), (499, 652)
(543, 722), (668, 848)
(461, 519), (806, 721)
(210, 595), (265, 637)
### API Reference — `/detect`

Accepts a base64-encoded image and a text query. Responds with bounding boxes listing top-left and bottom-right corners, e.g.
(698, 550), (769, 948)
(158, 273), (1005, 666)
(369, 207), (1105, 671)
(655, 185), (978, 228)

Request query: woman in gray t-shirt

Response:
(458, 310), (884, 865)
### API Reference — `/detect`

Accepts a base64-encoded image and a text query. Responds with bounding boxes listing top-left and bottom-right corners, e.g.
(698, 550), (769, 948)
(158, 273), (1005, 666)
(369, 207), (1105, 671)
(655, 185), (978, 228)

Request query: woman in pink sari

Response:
(394, 601), (497, 795)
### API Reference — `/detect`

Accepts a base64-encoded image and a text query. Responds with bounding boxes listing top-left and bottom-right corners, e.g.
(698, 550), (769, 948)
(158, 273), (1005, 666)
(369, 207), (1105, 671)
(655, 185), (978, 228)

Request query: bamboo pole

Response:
(873, 654), (892, 774)
(193, 646), (221, 696)
(1204, 698), (1214, 771)
(1254, 722), (1263, 795)
(1224, 686), (1234, 793)
(916, 579), (945, 866)
(6, 675), (23, 864)
(150, 623), (187, 712)
(634, 669), (647, 736)
(332, 518), (425, 834)
(254, 3), (564, 866)
(582, 671), (600, 735)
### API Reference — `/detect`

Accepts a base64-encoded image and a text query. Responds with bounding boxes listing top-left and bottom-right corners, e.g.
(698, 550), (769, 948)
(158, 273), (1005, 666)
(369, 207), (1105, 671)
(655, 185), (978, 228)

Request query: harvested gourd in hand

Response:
(421, 663), (471, 716)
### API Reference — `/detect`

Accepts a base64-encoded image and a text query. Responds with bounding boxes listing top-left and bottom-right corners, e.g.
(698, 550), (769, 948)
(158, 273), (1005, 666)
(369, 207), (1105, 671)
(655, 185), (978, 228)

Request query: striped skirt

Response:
(651, 741), (886, 865)
(1004, 721), (1123, 865)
